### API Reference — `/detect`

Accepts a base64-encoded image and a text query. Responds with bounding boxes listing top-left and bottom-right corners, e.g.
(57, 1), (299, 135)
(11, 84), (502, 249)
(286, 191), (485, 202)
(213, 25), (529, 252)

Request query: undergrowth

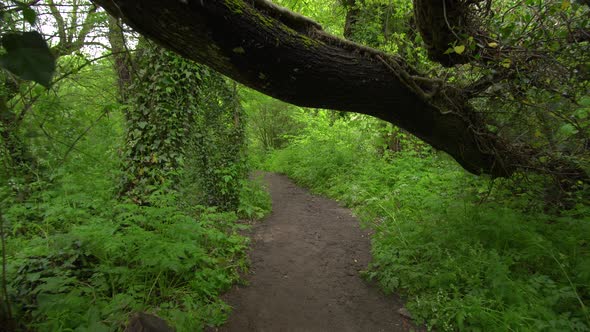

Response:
(238, 174), (272, 221)
(1, 173), (271, 331)
(0, 55), (272, 331)
(265, 112), (590, 331)
(3, 193), (244, 331)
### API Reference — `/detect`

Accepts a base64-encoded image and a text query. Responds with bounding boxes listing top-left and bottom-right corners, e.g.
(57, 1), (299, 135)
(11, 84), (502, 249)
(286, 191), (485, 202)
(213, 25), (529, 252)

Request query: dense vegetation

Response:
(1, 0), (589, 331)
(263, 107), (590, 330)
(0, 2), (272, 330)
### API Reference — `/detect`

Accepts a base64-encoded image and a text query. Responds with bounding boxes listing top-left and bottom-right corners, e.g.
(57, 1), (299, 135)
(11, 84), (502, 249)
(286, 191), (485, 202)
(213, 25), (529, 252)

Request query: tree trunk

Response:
(120, 43), (199, 203)
(107, 16), (133, 102)
(341, 0), (361, 40)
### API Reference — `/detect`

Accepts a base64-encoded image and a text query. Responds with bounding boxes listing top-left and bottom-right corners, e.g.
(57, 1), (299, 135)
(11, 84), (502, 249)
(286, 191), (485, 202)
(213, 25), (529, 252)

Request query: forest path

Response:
(212, 172), (414, 332)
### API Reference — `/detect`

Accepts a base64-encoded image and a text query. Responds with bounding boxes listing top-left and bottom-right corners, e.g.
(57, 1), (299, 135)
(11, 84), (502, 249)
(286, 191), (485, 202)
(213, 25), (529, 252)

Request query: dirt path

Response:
(213, 173), (413, 332)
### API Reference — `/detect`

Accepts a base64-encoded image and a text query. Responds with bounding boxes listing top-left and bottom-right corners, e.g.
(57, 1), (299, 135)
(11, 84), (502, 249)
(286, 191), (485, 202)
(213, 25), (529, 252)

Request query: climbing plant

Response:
(122, 41), (246, 210)
(120, 42), (199, 203)
(181, 73), (246, 211)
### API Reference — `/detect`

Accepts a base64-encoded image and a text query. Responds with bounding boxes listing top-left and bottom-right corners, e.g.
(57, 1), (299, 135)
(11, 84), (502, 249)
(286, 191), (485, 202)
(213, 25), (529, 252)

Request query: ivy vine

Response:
(122, 42), (246, 210)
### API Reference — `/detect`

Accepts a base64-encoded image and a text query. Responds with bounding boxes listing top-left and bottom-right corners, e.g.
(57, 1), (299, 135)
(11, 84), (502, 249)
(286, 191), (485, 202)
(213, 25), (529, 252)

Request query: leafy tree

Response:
(0, 0), (106, 194)
(181, 76), (246, 211)
(120, 42), (199, 203)
(241, 88), (303, 152)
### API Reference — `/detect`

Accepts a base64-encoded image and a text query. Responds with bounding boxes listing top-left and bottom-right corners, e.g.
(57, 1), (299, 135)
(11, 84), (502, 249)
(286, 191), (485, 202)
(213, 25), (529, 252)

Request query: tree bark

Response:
(340, 0), (361, 40)
(107, 16), (133, 101)
(413, 0), (471, 66)
(90, 0), (541, 177)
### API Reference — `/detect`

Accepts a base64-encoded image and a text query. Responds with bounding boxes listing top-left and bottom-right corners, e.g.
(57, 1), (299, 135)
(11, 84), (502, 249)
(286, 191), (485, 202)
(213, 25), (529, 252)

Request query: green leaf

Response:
(0, 31), (56, 87)
(232, 47), (246, 54)
(22, 7), (37, 25)
(500, 58), (512, 68)
(574, 108), (589, 120)
(561, 0), (571, 10)
(454, 45), (466, 54)
(559, 123), (578, 138)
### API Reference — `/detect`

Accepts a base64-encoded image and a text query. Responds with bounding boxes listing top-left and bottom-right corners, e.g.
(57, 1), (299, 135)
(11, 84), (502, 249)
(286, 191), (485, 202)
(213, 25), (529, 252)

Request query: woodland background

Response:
(0, 0), (589, 331)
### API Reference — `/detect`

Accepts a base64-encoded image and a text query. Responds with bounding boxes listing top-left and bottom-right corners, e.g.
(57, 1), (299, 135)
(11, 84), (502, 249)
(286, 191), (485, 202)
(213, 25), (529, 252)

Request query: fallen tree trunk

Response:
(91, 0), (567, 178)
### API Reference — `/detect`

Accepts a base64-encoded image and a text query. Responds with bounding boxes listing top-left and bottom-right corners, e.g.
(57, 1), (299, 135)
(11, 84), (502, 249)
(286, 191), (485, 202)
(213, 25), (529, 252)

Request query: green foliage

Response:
(0, 42), (266, 330)
(6, 1), (590, 331)
(125, 42), (247, 210)
(181, 73), (247, 211)
(0, 31), (55, 87)
(276, 0), (345, 35)
(237, 174), (272, 221)
(182, 76), (246, 212)
(121, 44), (202, 203)
(5, 194), (248, 331)
(241, 88), (304, 165)
(266, 111), (590, 331)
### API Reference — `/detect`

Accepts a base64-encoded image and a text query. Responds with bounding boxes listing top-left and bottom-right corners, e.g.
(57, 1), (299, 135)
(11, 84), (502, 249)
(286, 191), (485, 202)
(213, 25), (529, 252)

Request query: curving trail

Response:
(213, 173), (416, 332)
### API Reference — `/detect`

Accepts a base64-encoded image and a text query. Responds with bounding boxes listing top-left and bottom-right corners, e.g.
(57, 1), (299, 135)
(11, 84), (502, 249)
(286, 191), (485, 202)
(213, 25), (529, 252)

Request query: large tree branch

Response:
(91, 0), (536, 177)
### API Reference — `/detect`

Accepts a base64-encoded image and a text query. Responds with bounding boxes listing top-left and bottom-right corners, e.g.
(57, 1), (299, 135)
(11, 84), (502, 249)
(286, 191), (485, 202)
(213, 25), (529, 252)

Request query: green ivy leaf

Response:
(0, 31), (56, 87)
(500, 58), (512, 68)
(561, 0), (571, 11)
(559, 123), (578, 138)
(574, 108), (589, 120)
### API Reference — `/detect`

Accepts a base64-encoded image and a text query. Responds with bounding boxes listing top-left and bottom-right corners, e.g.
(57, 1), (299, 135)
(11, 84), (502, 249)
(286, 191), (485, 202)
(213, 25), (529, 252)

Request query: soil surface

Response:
(213, 173), (415, 332)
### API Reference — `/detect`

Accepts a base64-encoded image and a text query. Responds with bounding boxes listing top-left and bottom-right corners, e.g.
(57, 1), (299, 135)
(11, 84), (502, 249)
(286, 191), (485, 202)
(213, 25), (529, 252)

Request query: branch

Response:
(89, 0), (521, 176)
(46, 0), (68, 47)
(88, 0), (589, 181)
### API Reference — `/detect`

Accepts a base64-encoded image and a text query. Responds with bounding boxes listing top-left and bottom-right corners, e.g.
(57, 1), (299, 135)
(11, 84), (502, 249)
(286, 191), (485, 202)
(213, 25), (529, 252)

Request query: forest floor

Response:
(211, 172), (417, 332)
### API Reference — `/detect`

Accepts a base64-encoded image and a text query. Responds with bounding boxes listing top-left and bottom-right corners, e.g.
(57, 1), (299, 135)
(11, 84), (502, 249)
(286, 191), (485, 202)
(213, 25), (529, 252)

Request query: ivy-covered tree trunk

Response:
(121, 43), (200, 204)
(183, 74), (246, 211)
(121, 42), (246, 209)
